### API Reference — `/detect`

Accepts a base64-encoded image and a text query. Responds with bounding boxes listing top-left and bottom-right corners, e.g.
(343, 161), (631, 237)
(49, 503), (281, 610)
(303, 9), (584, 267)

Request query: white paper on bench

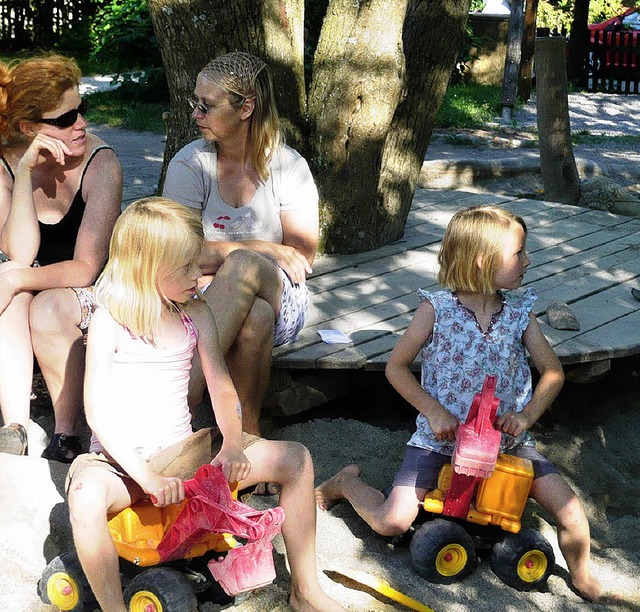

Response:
(317, 329), (352, 344)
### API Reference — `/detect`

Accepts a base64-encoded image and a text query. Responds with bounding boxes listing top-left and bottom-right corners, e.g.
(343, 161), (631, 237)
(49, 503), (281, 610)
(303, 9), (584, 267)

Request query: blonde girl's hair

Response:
(199, 52), (281, 182)
(94, 197), (204, 343)
(0, 54), (82, 155)
(437, 205), (527, 294)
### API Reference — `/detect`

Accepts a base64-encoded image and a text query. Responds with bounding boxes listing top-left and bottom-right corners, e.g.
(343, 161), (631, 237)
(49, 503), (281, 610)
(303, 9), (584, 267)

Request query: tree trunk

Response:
(148, 0), (469, 254)
(374, 0), (472, 246)
(535, 36), (580, 206)
(518, 0), (539, 102)
(500, 0), (524, 121)
(306, 0), (408, 252)
(567, 0), (590, 88)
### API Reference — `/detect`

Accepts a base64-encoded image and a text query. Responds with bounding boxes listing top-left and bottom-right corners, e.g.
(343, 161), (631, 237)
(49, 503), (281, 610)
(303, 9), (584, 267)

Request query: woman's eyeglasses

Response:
(188, 98), (218, 115)
(38, 100), (89, 128)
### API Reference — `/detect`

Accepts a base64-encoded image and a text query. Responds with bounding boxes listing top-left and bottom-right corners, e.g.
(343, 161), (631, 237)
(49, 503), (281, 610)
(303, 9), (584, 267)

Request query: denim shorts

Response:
(392, 443), (559, 490)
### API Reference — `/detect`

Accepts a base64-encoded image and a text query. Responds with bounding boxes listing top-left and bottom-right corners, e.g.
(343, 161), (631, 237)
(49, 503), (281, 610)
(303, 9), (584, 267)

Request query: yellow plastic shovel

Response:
(324, 569), (435, 612)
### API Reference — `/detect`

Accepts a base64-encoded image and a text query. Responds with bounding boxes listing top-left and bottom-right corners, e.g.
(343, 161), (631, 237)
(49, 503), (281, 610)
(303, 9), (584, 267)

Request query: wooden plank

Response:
(273, 190), (640, 374)
(307, 254), (440, 326)
(524, 228), (640, 284)
(310, 245), (440, 295)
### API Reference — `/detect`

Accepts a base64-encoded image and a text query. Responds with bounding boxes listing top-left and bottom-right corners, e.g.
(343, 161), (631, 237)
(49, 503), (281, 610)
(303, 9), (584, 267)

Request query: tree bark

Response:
(518, 0), (539, 102)
(535, 36), (580, 206)
(500, 0), (524, 121)
(306, 0), (408, 252)
(567, 0), (590, 88)
(148, 0), (469, 254)
(374, 0), (472, 246)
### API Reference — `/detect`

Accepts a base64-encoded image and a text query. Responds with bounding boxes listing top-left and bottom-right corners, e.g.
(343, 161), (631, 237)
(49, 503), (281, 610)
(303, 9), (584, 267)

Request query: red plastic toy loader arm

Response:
(443, 375), (502, 519)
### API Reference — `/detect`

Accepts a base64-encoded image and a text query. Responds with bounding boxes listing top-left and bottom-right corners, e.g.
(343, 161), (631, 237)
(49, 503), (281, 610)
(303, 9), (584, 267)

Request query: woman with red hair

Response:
(0, 54), (122, 460)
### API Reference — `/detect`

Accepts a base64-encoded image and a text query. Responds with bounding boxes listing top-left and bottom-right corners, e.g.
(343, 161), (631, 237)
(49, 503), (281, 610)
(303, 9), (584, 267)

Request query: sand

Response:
(1, 357), (639, 612)
(2, 92), (640, 610)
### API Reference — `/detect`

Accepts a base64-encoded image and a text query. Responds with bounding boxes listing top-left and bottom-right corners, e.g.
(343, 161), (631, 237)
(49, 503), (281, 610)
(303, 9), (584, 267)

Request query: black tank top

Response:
(1, 145), (112, 266)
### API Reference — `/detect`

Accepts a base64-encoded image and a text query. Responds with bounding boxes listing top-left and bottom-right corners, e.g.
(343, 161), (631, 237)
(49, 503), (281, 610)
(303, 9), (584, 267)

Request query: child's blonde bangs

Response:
(95, 198), (204, 342)
(437, 206), (526, 294)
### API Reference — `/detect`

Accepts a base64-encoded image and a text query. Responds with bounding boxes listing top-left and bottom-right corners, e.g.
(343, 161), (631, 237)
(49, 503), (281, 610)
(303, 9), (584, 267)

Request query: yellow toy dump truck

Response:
(38, 464), (284, 611)
(408, 375), (555, 590)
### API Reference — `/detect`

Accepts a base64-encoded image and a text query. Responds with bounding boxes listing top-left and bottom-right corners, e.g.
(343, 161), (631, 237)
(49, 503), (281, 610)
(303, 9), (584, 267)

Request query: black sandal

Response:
(41, 433), (82, 464)
(0, 423), (28, 456)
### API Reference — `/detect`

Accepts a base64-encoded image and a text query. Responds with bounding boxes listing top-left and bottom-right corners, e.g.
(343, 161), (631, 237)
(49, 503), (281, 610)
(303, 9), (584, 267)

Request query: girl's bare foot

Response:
(315, 464), (361, 511)
(289, 589), (346, 611)
(573, 574), (603, 601)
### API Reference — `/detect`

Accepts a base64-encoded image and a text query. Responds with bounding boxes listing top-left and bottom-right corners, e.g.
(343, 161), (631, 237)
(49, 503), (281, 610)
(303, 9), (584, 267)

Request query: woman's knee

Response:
(219, 250), (281, 293)
(236, 299), (275, 346)
(219, 249), (264, 281)
(30, 288), (79, 336)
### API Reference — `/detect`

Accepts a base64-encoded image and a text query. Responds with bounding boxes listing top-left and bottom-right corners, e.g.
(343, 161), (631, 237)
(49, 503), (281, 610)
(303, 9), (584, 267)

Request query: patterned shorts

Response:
(273, 266), (309, 347)
(71, 286), (98, 331)
(1, 253), (96, 332)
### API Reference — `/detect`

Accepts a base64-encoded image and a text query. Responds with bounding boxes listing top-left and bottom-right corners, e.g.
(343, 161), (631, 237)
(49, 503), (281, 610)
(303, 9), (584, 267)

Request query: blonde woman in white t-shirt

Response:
(164, 53), (319, 480)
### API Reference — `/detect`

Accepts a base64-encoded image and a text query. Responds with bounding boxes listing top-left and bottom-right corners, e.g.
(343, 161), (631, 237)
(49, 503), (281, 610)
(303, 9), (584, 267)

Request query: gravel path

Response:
(426, 92), (640, 198)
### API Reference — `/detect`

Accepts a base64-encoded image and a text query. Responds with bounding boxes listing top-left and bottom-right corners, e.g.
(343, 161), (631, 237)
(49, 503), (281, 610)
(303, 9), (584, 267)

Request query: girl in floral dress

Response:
(316, 205), (602, 601)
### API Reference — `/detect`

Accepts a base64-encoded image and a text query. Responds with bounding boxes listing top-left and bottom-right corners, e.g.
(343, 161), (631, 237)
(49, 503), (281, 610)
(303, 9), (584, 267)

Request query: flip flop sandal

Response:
(0, 423), (28, 456)
(41, 433), (82, 464)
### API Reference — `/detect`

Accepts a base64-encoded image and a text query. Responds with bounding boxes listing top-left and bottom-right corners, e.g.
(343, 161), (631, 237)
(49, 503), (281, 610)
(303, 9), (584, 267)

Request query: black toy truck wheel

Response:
(490, 528), (555, 591)
(124, 567), (197, 611)
(37, 552), (95, 611)
(410, 518), (477, 584)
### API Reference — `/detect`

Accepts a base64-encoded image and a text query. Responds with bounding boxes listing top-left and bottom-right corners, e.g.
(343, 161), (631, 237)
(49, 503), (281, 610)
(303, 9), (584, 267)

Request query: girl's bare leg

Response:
(68, 467), (140, 612)
(316, 466), (423, 537)
(531, 473), (602, 601)
(242, 439), (345, 612)
(31, 288), (85, 438)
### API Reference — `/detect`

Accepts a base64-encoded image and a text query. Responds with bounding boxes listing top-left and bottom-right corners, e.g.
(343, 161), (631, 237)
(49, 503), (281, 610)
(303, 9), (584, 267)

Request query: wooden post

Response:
(500, 0), (525, 121)
(535, 36), (580, 205)
(567, 0), (591, 89)
(518, 0), (539, 102)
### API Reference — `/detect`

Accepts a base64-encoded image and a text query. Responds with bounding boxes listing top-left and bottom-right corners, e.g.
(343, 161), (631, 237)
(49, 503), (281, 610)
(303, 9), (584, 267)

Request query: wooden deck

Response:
(268, 188), (640, 411)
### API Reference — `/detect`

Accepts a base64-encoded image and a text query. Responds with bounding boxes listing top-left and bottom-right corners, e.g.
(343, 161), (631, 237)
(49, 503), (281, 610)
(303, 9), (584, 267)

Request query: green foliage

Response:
(470, 0), (486, 11)
(435, 83), (502, 128)
(572, 131), (640, 146)
(453, 22), (487, 83)
(537, 0), (627, 34)
(85, 90), (166, 133)
(90, 0), (160, 71)
(89, 0), (167, 101)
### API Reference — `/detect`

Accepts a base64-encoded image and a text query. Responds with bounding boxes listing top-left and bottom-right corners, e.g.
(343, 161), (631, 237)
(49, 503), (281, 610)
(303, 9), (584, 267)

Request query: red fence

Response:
(588, 29), (640, 94)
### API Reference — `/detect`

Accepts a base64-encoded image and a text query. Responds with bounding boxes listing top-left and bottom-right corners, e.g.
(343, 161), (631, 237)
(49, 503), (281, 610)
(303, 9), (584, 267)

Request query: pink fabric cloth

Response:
(157, 464), (285, 596)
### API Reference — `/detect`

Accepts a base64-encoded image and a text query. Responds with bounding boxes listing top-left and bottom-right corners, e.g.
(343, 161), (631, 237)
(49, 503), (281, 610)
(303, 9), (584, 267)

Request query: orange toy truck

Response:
(38, 464), (284, 612)
(408, 375), (555, 591)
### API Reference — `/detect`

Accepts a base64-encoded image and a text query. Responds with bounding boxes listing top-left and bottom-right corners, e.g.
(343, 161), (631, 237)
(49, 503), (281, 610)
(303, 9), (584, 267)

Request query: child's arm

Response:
(84, 308), (185, 507)
(386, 300), (459, 442)
(186, 300), (251, 484)
(496, 312), (565, 437)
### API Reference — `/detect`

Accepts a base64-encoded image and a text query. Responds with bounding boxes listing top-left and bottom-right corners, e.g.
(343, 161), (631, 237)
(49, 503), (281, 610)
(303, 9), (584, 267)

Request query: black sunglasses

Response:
(38, 99), (89, 128)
